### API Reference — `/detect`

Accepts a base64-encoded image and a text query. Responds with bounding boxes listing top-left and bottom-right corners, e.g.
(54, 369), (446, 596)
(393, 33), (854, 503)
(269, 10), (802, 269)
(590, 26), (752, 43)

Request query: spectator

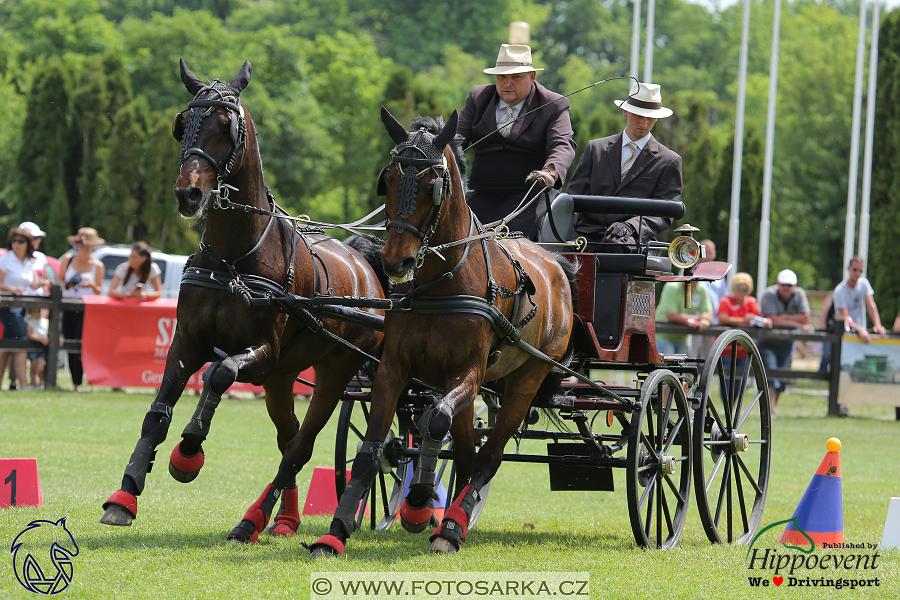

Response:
(817, 292), (836, 373)
(25, 307), (49, 389)
(894, 309), (900, 334)
(655, 280), (713, 356)
(759, 269), (813, 416)
(458, 44), (576, 238)
(59, 227), (105, 392)
(19, 221), (53, 280)
(108, 242), (162, 301)
(717, 272), (771, 369)
(0, 227), (49, 390)
(570, 81), (681, 253)
(833, 256), (886, 344)
(701, 240), (728, 324)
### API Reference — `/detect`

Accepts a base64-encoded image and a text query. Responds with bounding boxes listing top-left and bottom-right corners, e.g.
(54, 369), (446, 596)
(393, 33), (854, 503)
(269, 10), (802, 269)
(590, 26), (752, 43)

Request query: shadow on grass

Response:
(76, 523), (634, 565)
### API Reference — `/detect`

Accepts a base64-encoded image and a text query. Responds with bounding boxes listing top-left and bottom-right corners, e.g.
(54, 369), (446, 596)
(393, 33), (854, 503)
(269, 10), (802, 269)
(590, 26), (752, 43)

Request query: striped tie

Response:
(621, 141), (639, 176)
(498, 106), (515, 138)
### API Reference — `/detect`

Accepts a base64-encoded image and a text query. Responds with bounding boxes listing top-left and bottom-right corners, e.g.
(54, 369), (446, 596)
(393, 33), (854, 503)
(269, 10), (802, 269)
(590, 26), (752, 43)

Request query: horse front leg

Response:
(100, 337), (202, 526)
(169, 345), (274, 483)
(399, 374), (478, 535)
(308, 361), (408, 557)
(430, 363), (551, 553)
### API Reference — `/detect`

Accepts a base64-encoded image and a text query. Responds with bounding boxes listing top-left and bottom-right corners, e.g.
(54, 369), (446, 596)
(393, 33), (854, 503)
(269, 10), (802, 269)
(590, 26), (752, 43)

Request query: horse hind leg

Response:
(100, 402), (174, 526)
(168, 357), (240, 483)
(399, 402), (453, 533)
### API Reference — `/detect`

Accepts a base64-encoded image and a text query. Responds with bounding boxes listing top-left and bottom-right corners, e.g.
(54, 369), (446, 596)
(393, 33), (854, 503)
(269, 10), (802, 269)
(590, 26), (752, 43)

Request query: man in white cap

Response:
(759, 269), (813, 415)
(458, 44), (576, 238)
(568, 81), (682, 252)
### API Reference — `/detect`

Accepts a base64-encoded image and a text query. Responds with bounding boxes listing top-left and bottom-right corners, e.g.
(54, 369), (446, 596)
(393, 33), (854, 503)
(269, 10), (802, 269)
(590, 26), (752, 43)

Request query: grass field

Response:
(1, 384), (898, 599)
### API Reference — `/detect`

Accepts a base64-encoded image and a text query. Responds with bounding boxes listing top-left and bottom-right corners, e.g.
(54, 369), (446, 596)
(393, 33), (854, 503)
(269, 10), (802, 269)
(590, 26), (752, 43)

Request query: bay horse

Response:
(99, 60), (384, 537)
(300, 108), (576, 555)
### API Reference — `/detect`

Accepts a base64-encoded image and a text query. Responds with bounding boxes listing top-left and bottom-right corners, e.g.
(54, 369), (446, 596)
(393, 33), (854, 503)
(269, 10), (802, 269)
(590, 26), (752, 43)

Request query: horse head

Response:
(172, 59), (252, 217)
(378, 107), (461, 283)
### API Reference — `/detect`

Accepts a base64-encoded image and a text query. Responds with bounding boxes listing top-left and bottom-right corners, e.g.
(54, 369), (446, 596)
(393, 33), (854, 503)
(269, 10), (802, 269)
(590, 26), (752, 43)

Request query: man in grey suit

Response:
(568, 81), (682, 252)
(458, 44), (576, 238)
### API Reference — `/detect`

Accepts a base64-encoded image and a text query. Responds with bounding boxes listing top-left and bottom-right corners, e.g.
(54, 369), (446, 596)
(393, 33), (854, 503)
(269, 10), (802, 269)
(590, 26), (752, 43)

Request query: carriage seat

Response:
(538, 193), (686, 274)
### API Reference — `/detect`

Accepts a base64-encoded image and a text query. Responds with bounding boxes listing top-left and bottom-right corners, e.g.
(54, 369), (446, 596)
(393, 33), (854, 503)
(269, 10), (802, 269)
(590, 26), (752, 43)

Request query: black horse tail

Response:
(345, 234), (391, 298)
(531, 252), (580, 431)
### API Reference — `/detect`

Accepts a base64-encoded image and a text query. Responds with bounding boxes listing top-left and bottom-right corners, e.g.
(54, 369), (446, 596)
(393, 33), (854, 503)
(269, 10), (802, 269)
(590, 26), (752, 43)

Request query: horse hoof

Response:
(311, 546), (338, 558)
(400, 519), (430, 534)
(266, 522), (297, 537)
(99, 504), (133, 527)
(227, 520), (259, 544)
(308, 534), (345, 557)
(430, 537), (459, 554)
(399, 499), (433, 533)
(168, 442), (204, 483)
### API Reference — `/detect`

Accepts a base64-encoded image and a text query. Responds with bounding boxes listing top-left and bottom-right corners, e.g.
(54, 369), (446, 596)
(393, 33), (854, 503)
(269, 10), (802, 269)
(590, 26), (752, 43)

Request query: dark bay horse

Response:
(100, 60), (384, 537)
(299, 108), (576, 555)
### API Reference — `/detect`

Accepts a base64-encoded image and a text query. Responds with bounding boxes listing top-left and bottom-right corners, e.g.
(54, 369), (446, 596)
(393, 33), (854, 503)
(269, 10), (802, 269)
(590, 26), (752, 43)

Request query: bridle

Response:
(378, 128), (450, 268)
(174, 80), (247, 206)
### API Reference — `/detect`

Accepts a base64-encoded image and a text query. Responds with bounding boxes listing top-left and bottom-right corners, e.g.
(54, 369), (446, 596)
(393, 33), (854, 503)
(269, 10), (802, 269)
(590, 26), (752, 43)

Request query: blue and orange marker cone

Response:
(779, 437), (843, 546)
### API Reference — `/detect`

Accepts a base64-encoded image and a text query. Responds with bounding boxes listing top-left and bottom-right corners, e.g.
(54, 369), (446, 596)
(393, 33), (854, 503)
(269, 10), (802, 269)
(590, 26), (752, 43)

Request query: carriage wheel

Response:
(626, 369), (692, 550)
(334, 398), (412, 531)
(693, 329), (772, 544)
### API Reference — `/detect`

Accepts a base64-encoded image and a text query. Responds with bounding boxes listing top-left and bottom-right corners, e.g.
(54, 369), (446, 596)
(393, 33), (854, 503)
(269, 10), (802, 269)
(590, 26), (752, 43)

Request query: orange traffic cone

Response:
(779, 438), (843, 546)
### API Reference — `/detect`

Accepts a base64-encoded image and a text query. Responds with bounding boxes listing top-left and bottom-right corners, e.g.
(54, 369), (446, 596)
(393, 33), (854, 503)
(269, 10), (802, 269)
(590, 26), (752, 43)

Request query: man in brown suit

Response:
(569, 81), (682, 252)
(458, 44), (576, 238)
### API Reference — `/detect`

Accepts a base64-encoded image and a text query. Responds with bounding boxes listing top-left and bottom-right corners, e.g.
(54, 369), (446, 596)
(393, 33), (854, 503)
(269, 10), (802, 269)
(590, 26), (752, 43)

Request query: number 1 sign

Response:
(0, 458), (43, 508)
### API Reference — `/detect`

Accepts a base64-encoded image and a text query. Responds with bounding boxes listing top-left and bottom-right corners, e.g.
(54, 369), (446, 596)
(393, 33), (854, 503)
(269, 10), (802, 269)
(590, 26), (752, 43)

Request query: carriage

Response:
(101, 60), (771, 555)
(329, 192), (772, 550)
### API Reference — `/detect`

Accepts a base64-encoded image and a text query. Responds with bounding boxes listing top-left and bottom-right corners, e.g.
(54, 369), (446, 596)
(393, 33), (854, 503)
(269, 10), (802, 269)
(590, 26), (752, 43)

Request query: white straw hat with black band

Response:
(483, 44), (544, 75)
(614, 81), (673, 119)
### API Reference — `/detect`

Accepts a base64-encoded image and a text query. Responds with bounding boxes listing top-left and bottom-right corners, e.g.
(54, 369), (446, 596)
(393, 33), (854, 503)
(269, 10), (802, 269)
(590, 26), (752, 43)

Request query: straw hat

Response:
(483, 44), (543, 75)
(67, 227), (105, 247)
(614, 81), (673, 119)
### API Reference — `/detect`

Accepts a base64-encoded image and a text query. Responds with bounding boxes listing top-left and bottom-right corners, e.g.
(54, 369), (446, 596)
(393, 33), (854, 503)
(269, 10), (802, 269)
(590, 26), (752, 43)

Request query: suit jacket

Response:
(458, 82), (576, 189)
(568, 132), (683, 241)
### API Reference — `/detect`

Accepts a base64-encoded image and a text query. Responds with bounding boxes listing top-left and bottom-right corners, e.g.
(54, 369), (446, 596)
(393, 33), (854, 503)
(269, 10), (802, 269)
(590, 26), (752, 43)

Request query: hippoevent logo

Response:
(10, 518), (79, 594)
(745, 518), (880, 590)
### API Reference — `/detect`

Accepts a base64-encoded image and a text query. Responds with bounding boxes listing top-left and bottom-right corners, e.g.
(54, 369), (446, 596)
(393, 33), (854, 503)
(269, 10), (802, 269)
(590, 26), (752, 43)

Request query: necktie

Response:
(498, 106), (515, 138)
(621, 141), (639, 176)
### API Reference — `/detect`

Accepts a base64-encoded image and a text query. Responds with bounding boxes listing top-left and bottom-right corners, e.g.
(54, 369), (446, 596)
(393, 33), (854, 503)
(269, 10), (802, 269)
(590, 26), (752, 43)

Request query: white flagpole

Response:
(844, 0), (868, 276)
(644, 0), (655, 82)
(728, 0), (751, 277)
(631, 0), (642, 81)
(859, 0), (880, 266)
(758, 0), (782, 290)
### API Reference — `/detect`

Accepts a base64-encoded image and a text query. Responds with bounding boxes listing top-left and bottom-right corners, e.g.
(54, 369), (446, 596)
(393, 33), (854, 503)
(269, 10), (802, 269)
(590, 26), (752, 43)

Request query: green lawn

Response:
(1, 386), (898, 599)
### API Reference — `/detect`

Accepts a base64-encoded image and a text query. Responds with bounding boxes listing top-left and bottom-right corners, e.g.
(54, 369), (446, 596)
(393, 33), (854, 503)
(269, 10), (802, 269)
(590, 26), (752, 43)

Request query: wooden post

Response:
(45, 283), (63, 389)
(828, 316), (844, 416)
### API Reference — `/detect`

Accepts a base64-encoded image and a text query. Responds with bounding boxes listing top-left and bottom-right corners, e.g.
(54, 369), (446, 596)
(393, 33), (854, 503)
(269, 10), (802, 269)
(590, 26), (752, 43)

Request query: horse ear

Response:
(180, 59), (206, 96)
(381, 106), (409, 144)
(432, 110), (458, 151)
(229, 60), (252, 93)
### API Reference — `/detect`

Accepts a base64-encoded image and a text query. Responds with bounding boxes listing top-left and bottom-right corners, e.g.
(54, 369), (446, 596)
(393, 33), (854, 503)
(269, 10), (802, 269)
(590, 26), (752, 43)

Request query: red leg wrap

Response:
(429, 484), (476, 549)
(309, 534), (345, 556)
(269, 487), (300, 537)
(227, 484), (276, 543)
(170, 442), (205, 473)
(102, 490), (138, 519)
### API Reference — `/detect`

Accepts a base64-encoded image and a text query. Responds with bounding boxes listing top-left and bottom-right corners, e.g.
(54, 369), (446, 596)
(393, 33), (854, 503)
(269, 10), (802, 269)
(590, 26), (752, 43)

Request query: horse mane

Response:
(408, 115), (468, 181)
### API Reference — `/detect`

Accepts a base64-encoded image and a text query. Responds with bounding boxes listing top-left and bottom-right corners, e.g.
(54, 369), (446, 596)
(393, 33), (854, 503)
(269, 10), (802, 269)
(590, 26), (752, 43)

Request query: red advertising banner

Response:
(80, 296), (313, 394)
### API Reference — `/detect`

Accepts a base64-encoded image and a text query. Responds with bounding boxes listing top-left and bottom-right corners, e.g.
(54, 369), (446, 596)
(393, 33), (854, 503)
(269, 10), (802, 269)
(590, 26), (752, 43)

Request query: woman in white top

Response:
(108, 242), (163, 301)
(0, 227), (50, 389)
(59, 227), (106, 391)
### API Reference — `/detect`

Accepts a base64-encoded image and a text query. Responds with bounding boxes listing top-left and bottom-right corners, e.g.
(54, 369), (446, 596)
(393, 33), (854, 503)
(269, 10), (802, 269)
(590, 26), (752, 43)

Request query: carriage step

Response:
(547, 444), (615, 491)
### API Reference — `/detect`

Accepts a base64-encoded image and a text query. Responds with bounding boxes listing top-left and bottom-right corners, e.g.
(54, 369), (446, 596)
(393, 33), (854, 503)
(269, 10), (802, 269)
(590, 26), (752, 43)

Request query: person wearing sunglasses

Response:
(0, 227), (50, 390)
(716, 272), (770, 367)
(832, 256), (886, 344)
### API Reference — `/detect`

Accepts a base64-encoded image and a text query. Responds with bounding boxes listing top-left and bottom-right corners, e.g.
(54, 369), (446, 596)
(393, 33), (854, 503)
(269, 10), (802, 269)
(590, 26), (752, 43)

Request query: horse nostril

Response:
(187, 187), (203, 205)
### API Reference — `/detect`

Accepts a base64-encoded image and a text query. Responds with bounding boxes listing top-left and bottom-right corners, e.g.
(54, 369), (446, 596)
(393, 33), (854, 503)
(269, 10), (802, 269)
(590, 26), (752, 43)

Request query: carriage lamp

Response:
(668, 224), (703, 270)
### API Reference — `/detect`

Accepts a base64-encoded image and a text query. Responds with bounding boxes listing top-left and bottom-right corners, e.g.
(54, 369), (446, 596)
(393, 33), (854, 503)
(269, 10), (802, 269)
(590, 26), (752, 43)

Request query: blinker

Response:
(433, 177), (444, 205)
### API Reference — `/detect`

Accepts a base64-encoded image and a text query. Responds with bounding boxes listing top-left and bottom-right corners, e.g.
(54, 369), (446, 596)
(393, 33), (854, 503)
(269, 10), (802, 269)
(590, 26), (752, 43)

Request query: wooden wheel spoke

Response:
(644, 480), (655, 539)
(663, 473), (685, 504)
(706, 398), (727, 436)
(733, 455), (750, 534)
(640, 432), (660, 462)
(349, 421), (365, 440)
(735, 389), (763, 430)
(732, 356), (752, 420)
(716, 363), (734, 430)
(663, 415), (685, 455)
(713, 456), (732, 528)
(735, 452), (762, 495)
(639, 474), (657, 510)
(661, 487), (674, 537)
(704, 448), (728, 494)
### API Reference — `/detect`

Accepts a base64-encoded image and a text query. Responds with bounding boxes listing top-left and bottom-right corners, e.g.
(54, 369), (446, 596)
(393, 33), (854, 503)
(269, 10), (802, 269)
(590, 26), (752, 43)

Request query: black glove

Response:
(524, 168), (558, 191)
(604, 222), (635, 241)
